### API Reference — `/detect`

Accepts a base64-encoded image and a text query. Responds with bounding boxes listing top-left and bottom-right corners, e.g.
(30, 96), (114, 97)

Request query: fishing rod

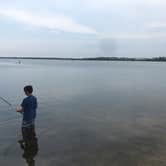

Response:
(0, 97), (24, 114)
(0, 96), (14, 110)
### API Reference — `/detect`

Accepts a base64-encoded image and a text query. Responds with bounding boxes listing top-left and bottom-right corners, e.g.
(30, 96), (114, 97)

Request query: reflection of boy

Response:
(19, 127), (38, 166)
(21, 128), (38, 166)
(16, 85), (37, 143)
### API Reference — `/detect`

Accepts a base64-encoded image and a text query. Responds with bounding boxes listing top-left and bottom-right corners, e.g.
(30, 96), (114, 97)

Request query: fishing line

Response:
(0, 97), (22, 127)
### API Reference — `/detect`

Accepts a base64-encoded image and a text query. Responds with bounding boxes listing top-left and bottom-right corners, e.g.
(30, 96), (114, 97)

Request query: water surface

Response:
(1, 59), (166, 166)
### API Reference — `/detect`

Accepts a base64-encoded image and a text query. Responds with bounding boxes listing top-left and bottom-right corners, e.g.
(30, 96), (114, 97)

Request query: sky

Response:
(0, 0), (166, 58)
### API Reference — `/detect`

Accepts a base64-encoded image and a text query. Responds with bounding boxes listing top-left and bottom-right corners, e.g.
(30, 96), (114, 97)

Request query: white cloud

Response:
(84, 0), (166, 9)
(146, 0), (166, 5)
(0, 8), (97, 34)
(148, 22), (166, 28)
(100, 32), (166, 40)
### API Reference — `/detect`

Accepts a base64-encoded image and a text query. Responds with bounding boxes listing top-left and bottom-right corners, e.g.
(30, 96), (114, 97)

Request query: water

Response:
(1, 59), (166, 166)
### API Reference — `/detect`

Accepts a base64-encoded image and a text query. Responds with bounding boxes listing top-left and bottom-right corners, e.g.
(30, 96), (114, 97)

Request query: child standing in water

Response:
(16, 85), (38, 144)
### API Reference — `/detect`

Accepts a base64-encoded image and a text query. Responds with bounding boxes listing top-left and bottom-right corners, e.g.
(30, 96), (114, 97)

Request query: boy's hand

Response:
(16, 106), (23, 113)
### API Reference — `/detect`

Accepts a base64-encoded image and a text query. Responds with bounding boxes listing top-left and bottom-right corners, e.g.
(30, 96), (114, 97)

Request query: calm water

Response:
(1, 59), (166, 166)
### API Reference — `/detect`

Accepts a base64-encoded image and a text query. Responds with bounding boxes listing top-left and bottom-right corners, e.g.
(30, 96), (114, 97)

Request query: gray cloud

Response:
(99, 38), (117, 56)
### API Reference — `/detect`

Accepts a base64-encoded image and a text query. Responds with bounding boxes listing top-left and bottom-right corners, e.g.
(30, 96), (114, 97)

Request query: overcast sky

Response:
(0, 0), (166, 58)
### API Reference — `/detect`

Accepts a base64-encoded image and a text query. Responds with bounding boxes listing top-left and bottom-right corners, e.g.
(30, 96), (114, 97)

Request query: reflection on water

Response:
(18, 126), (38, 166)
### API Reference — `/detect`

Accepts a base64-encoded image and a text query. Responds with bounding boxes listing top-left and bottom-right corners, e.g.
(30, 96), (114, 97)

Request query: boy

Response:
(16, 85), (38, 144)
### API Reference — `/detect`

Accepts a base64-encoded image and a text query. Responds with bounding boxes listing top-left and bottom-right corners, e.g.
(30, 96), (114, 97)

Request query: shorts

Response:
(22, 119), (35, 128)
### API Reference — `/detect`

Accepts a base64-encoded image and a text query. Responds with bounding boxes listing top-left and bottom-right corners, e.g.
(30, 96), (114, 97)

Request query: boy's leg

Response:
(31, 125), (36, 139)
(22, 127), (27, 141)
(19, 120), (36, 144)
(18, 127), (26, 146)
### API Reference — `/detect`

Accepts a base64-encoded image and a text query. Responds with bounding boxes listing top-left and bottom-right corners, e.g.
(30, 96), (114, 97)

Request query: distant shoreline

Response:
(0, 56), (166, 62)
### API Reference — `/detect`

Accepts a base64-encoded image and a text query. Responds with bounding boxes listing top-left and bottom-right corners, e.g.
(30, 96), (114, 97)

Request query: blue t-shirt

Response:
(21, 95), (37, 121)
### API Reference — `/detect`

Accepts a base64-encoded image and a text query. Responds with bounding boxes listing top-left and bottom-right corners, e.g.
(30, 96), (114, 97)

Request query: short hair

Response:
(24, 85), (33, 94)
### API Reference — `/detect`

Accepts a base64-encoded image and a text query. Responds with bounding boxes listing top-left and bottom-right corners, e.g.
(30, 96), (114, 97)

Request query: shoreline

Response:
(0, 56), (166, 62)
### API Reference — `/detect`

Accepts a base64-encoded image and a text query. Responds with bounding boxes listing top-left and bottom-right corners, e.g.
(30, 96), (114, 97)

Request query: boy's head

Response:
(24, 85), (33, 96)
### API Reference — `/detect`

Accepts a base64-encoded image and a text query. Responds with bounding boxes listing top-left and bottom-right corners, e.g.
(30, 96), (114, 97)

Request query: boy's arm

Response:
(16, 99), (25, 113)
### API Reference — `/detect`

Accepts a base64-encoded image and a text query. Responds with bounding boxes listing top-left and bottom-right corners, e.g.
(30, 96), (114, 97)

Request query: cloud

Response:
(148, 22), (166, 28)
(84, 0), (166, 9)
(99, 38), (117, 56)
(100, 32), (166, 40)
(0, 39), (99, 57)
(146, 22), (166, 33)
(0, 8), (97, 34)
(145, 0), (166, 5)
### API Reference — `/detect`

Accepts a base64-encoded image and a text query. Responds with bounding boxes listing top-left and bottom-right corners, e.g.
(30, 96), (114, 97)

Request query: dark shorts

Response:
(22, 119), (35, 128)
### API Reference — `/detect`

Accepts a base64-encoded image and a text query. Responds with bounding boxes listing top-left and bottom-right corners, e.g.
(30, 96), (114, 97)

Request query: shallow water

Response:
(1, 59), (166, 166)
